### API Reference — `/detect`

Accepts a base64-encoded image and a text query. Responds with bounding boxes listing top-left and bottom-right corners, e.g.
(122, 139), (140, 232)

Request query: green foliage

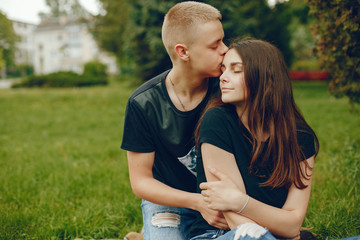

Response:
(0, 11), (20, 69)
(291, 59), (321, 71)
(6, 64), (34, 77)
(83, 60), (108, 78)
(12, 71), (108, 88)
(91, 0), (131, 69)
(285, 0), (319, 70)
(93, 0), (293, 80)
(209, 0), (293, 65)
(307, 0), (360, 107)
(0, 81), (359, 239)
(40, 0), (89, 20)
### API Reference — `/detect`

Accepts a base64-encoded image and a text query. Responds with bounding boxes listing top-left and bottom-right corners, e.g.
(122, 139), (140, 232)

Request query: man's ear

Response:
(174, 44), (190, 61)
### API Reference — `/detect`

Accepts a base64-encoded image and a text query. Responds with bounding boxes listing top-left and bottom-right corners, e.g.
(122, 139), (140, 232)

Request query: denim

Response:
(190, 229), (229, 239)
(141, 200), (197, 240)
(332, 237), (360, 240)
(190, 223), (277, 240)
(190, 223), (360, 240)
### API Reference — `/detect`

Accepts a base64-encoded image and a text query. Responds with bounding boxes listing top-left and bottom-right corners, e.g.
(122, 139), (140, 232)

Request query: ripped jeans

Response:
(141, 200), (197, 240)
(190, 223), (276, 240)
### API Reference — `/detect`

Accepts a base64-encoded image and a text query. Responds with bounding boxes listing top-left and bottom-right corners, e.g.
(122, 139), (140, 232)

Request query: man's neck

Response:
(166, 68), (209, 111)
(169, 68), (209, 97)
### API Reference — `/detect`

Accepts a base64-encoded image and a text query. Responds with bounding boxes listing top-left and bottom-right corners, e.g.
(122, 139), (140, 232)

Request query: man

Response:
(121, 2), (228, 239)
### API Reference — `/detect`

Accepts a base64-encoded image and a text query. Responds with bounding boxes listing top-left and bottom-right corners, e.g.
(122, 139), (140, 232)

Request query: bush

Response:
(307, 0), (360, 107)
(12, 71), (108, 88)
(6, 64), (34, 77)
(83, 61), (108, 78)
(290, 59), (322, 71)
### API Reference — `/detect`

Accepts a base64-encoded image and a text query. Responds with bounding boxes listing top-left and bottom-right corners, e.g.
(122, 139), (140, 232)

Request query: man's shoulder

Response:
(128, 70), (169, 104)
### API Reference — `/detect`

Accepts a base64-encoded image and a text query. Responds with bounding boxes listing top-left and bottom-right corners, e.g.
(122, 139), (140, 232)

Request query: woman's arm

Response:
(200, 143), (256, 229)
(200, 143), (315, 238)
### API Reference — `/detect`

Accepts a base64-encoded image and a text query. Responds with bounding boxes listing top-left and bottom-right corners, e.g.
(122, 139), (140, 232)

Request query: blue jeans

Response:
(190, 224), (360, 240)
(141, 200), (197, 240)
(190, 223), (277, 240)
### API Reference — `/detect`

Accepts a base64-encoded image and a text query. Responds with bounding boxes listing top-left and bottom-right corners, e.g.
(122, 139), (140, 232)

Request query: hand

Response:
(200, 167), (246, 212)
(195, 194), (230, 230)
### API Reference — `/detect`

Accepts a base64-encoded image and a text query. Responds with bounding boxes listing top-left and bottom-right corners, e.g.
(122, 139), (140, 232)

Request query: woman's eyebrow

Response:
(230, 62), (243, 66)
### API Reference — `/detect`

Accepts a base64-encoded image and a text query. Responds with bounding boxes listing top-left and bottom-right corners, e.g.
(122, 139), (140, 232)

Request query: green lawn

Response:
(0, 79), (359, 239)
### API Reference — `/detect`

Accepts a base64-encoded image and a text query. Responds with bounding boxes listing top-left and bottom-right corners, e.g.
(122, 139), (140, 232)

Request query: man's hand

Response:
(195, 193), (229, 230)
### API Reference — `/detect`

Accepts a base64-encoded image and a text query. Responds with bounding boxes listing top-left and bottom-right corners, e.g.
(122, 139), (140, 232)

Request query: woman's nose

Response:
(220, 72), (228, 83)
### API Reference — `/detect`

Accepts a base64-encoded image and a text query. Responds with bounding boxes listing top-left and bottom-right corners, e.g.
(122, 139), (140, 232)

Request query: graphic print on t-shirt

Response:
(177, 146), (197, 176)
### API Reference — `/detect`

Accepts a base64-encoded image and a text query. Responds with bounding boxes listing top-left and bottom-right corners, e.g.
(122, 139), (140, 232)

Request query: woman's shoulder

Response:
(204, 105), (235, 117)
(202, 105), (236, 126)
(296, 124), (316, 159)
(296, 124), (315, 139)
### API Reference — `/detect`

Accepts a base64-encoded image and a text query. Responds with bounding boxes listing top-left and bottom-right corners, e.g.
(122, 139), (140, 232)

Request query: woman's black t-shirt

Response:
(189, 105), (316, 238)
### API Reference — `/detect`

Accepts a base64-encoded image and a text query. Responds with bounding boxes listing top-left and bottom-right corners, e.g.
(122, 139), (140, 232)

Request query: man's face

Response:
(187, 20), (228, 78)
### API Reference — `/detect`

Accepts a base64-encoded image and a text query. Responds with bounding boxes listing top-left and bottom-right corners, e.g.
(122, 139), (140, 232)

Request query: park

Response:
(0, 0), (359, 239)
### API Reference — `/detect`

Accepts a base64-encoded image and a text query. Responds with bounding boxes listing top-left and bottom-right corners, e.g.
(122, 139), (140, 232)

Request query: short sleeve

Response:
(121, 99), (155, 152)
(297, 129), (316, 160)
(199, 107), (234, 154)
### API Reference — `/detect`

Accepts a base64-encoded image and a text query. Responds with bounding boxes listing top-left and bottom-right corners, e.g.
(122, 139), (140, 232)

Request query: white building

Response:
(12, 20), (37, 65)
(11, 16), (118, 75)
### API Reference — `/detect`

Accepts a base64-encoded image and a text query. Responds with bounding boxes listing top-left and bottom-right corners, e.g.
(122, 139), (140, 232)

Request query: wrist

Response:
(185, 193), (203, 211)
(234, 191), (249, 213)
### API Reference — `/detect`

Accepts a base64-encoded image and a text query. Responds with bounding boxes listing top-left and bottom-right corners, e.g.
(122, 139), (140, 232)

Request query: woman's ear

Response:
(174, 44), (190, 61)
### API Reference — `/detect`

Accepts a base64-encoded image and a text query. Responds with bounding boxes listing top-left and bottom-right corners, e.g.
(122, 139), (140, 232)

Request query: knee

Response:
(233, 223), (268, 240)
(151, 211), (181, 228)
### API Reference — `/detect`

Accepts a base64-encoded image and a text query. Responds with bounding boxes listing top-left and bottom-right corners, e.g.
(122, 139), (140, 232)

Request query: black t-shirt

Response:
(189, 105), (316, 237)
(121, 70), (220, 193)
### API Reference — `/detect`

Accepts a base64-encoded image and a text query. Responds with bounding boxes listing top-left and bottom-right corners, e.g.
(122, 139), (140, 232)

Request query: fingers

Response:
(199, 182), (208, 190)
(206, 212), (229, 230)
(207, 166), (227, 180)
(201, 189), (209, 197)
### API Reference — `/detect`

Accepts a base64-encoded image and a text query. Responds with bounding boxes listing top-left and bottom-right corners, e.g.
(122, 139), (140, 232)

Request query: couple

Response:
(121, 2), (318, 240)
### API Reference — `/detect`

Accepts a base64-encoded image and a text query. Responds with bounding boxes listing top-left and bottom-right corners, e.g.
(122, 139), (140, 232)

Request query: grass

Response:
(0, 79), (359, 239)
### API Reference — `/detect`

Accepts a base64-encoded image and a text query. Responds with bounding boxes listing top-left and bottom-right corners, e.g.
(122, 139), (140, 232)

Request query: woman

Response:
(188, 38), (319, 240)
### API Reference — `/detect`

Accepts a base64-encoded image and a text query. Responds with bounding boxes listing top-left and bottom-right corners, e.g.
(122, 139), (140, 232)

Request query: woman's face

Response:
(219, 48), (247, 107)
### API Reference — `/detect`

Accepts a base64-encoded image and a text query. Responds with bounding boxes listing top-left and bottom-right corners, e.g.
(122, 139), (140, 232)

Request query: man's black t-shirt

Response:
(189, 105), (316, 237)
(121, 70), (220, 193)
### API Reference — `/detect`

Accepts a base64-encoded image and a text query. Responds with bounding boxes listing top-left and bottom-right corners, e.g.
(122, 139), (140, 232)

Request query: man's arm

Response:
(127, 151), (229, 229)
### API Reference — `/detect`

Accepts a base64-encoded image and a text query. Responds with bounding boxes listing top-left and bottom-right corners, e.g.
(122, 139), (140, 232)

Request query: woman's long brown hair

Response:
(195, 38), (319, 189)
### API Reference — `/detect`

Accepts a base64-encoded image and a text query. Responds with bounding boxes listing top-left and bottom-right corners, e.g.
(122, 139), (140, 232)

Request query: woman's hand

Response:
(200, 167), (247, 212)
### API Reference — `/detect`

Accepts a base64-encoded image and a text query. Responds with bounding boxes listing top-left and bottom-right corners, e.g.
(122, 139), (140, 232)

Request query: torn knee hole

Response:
(233, 222), (267, 240)
(151, 212), (180, 228)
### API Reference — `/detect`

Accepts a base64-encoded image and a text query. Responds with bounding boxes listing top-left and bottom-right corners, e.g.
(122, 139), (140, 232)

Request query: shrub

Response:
(307, 0), (360, 108)
(83, 61), (108, 78)
(6, 64), (34, 77)
(12, 71), (108, 88)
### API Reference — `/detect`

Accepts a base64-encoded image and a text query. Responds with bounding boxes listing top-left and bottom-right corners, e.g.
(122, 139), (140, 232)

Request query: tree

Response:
(283, 0), (319, 70)
(208, 0), (293, 65)
(307, 0), (360, 108)
(93, 0), (293, 80)
(93, 0), (175, 80)
(0, 11), (20, 77)
(91, 0), (132, 73)
(39, 0), (90, 20)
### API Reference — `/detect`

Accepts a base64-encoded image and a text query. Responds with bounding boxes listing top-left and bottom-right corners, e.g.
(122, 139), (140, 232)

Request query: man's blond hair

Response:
(162, 1), (222, 60)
